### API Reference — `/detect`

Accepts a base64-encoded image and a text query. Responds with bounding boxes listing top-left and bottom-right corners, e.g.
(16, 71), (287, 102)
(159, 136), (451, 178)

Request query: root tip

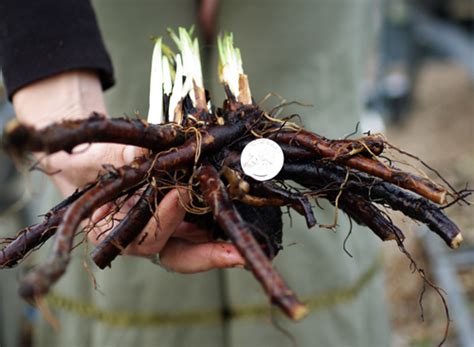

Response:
(3, 119), (31, 155)
(438, 191), (447, 205)
(450, 233), (463, 249)
(290, 303), (309, 321)
(4, 118), (21, 134)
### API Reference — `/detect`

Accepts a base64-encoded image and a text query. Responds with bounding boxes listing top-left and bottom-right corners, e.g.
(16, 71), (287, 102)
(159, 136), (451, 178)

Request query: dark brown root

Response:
(272, 130), (447, 204)
(3, 113), (185, 157)
(0, 212), (62, 268)
(337, 191), (406, 242)
(279, 161), (462, 248)
(91, 184), (161, 269)
(198, 163), (308, 320)
(18, 161), (150, 299)
(0, 186), (95, 268)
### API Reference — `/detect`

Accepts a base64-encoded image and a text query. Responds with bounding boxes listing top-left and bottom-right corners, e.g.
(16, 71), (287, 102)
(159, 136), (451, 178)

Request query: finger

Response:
(91, 202), (115, 224)
(159, 239), (245, 273)
(42, 143), (142, 194)
(124, 189), (188, 256)
(172, 222), (213, 243)
(85, 144), (146, 168)
(87, 205), (127, 245)
(88, 193), (140, 244)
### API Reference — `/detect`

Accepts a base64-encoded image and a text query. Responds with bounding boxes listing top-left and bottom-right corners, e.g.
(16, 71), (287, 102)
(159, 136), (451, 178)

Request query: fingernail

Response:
(233, 264), (245, 269)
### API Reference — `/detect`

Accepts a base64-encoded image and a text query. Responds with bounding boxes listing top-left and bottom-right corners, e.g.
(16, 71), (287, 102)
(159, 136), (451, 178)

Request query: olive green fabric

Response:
(33, 1), (391, 347)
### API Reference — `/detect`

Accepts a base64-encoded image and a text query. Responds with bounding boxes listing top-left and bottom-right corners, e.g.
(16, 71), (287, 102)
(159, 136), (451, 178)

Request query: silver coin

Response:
(240, 138), (284, 181)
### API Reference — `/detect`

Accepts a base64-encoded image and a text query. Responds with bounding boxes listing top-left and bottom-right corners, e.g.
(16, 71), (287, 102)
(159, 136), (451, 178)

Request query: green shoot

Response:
(217, 32), (251, 104)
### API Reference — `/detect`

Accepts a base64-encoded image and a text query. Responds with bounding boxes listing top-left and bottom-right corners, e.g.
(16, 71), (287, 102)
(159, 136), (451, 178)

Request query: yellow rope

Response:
(46, 255), (381, 327)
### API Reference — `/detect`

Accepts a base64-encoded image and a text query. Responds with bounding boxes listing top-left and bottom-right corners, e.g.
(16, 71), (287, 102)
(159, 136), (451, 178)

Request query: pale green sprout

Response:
(161, 43), (176, 70)
(168, 27), (204, 108)
(148, 27), (208, 124)
(217, 32), (246, 100)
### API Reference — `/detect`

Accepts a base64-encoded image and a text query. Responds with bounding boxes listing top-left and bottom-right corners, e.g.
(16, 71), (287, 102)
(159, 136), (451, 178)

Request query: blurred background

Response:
(372, 1), (474, 346)
(1, 0), (473, 346)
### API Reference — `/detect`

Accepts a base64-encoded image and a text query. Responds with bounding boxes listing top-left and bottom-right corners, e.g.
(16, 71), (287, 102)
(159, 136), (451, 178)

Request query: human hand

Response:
(12, 70), (245, 272)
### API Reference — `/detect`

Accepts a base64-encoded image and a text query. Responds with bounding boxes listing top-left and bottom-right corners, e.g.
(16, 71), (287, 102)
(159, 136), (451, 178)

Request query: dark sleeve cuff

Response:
(0, 0), (115, 100)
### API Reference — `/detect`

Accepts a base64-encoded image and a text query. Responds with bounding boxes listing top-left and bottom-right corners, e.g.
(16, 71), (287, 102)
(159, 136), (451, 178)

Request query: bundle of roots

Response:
(0, 30), (469, 333)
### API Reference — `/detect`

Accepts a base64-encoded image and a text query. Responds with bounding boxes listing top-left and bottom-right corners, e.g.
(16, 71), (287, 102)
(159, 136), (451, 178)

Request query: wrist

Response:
(12, 69), (107, 128)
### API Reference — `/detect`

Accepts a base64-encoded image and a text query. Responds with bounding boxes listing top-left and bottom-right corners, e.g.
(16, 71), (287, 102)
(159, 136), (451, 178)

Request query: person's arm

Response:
(0, 0), (114, 100)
